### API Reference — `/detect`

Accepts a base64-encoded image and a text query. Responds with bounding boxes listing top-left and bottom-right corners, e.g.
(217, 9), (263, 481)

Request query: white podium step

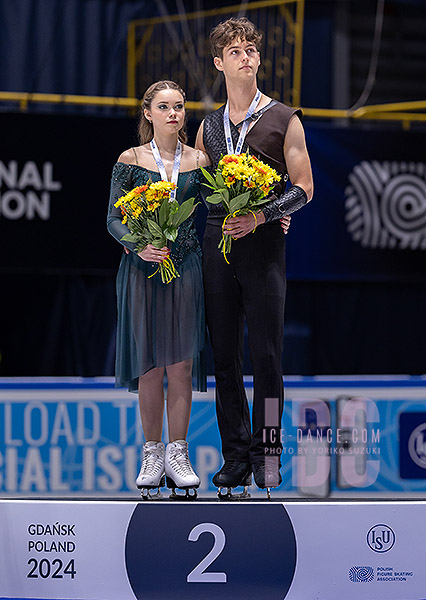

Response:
(0, 498), (425, 600)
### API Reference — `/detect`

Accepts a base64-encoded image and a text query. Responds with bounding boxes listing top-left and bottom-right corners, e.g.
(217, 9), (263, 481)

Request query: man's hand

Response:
(223, 213), (291, 237)
(223, 212), (265, 238)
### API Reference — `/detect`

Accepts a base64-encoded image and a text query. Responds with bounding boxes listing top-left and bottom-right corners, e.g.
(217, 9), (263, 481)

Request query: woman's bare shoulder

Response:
(117, 145), (150, 165)
(117, 148), (135, 164)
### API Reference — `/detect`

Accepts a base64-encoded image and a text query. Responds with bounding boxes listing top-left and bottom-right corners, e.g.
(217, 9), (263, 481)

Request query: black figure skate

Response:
(252, 460), (282, 500)
(212, 460), (252, 500)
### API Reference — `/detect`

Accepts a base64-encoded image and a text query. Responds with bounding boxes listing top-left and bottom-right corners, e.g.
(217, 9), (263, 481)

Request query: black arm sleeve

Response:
(262, 185), (308, 223)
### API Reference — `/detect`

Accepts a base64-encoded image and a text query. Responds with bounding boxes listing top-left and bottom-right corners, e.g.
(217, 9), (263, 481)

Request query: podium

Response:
(1, 498), (425, 600)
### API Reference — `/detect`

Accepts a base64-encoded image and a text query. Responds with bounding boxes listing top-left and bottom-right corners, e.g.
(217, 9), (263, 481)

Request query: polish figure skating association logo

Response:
(349, 566), (374, 583)
(344, 161), (426, 249)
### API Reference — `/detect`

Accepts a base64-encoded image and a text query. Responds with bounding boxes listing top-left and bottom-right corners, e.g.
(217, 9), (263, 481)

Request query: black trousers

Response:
(202, 219), (286, 464)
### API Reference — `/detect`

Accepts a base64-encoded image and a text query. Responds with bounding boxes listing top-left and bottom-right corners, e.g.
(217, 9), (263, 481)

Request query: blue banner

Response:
(1, 377), (426, 497)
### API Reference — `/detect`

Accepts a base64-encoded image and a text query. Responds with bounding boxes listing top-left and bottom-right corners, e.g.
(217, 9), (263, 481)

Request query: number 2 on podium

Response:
(187, 523), (227, 583)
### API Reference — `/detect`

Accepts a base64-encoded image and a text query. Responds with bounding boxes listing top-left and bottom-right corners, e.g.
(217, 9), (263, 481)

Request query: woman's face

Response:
(144, 88), (185, 136)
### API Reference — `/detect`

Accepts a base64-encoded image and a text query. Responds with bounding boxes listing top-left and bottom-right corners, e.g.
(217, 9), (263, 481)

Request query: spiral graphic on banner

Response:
(348, 566), (374, 583)
(344, 161), (426, 249)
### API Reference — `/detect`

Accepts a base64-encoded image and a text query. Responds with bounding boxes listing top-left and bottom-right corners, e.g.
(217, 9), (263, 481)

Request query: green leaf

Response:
(147, 219), (163, 238)
(164, 227), (178, 242)
(159, 197), (170, 225)
(220, 187), (229, 203)
(172, 197), (198, 228)
(120, 232), (140, 243)
(200, 167), (217, 188)
(250, 195), (274, 208)
(169, 201), (179, 217)
(229, 191), (251, 214)
(222, 197), (230, 213)
(151, 236), (167, 248)
(205, 193), (224, 205)
(216, 171), (226, 189)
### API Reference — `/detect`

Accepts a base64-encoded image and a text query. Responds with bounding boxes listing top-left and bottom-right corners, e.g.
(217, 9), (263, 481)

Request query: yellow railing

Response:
(1, 92), (425, 128)
(0, 91), (213, 112)
(302, 101), (426, 130)
(302, 100), (426, 120)
(0, 91), (139, 111)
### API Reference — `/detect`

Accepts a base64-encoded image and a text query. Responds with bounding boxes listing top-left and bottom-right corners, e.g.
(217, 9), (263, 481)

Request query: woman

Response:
(107, 80), (210, 498)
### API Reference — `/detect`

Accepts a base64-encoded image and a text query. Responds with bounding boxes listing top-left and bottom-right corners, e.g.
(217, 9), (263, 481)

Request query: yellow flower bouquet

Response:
(114, 180), (198, 283)
(201, 153), (281, 262)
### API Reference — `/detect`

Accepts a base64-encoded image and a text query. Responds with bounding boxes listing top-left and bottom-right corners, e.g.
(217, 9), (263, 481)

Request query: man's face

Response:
(214, 37), (260, 81)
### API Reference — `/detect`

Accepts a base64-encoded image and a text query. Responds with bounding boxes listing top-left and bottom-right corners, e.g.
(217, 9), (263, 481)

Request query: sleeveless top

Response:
(203, 101), (302, 216)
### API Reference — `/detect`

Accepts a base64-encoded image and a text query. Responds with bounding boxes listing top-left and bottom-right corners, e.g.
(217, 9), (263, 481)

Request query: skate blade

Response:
(166, 476), (199, 500)
(254, 485), (281, 500)
(140, 487), (163, 501)
(217, 485), (251, 501)
(169, 488), (198, 500)
(252, 484), (279, 500)
(137, 474), (165, 499)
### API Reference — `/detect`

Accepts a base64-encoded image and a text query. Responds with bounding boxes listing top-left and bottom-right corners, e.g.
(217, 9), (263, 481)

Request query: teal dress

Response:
(107, 162), (206, 392)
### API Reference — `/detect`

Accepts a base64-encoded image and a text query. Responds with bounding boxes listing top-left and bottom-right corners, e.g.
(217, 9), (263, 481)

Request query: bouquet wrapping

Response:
(114, 180), (198, 283)
(201, 153), (281, 262)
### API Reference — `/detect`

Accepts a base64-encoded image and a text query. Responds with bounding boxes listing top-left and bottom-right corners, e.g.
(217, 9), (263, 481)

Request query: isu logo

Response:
(367, 524), (395, 553)
(344, 161), (426, 250)
(408, 423), (426, 468)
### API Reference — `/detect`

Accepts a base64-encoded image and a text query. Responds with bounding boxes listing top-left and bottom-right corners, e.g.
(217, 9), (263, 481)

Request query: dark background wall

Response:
(0, 0), (425, 378)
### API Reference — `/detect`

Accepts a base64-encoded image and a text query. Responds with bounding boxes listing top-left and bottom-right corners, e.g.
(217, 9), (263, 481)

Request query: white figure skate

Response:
(136, 441), (165, 500)
(165, 440), (200, 500)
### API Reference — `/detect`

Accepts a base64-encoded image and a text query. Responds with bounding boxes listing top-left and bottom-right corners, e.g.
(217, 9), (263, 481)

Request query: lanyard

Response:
(223, 89), (262, 155)
(150, 138), (182, 201)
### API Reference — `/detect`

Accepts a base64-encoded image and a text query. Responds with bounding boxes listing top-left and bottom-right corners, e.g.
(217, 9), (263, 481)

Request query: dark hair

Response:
(138, 80), (188, 144)
(210, 17), (262, 59)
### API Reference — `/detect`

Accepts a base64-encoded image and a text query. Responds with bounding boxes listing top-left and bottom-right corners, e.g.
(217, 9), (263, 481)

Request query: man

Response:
(196, 17), (313, 497)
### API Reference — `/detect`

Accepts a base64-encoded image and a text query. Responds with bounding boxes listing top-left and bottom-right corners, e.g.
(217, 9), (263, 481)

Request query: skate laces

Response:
(140, 445), (164, 476)
(168, 444), (195, 476)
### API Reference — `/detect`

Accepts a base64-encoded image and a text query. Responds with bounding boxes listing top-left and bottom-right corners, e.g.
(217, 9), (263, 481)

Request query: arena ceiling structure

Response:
(0, 0), (425, 128)
(127, 0), (305, 110)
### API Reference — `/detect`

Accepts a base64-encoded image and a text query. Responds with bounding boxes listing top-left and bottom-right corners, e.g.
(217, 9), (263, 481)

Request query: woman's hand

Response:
(280, 215), (291, 234)
(137, 244), (170, 262)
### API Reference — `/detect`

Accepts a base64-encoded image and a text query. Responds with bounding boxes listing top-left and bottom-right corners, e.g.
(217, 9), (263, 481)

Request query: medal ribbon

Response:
(150, 138), (182, 201)
(223, 88), (261, 155)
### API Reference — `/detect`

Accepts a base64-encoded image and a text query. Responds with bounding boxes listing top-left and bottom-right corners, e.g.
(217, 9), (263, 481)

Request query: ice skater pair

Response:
(109, 15), (313, 501)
